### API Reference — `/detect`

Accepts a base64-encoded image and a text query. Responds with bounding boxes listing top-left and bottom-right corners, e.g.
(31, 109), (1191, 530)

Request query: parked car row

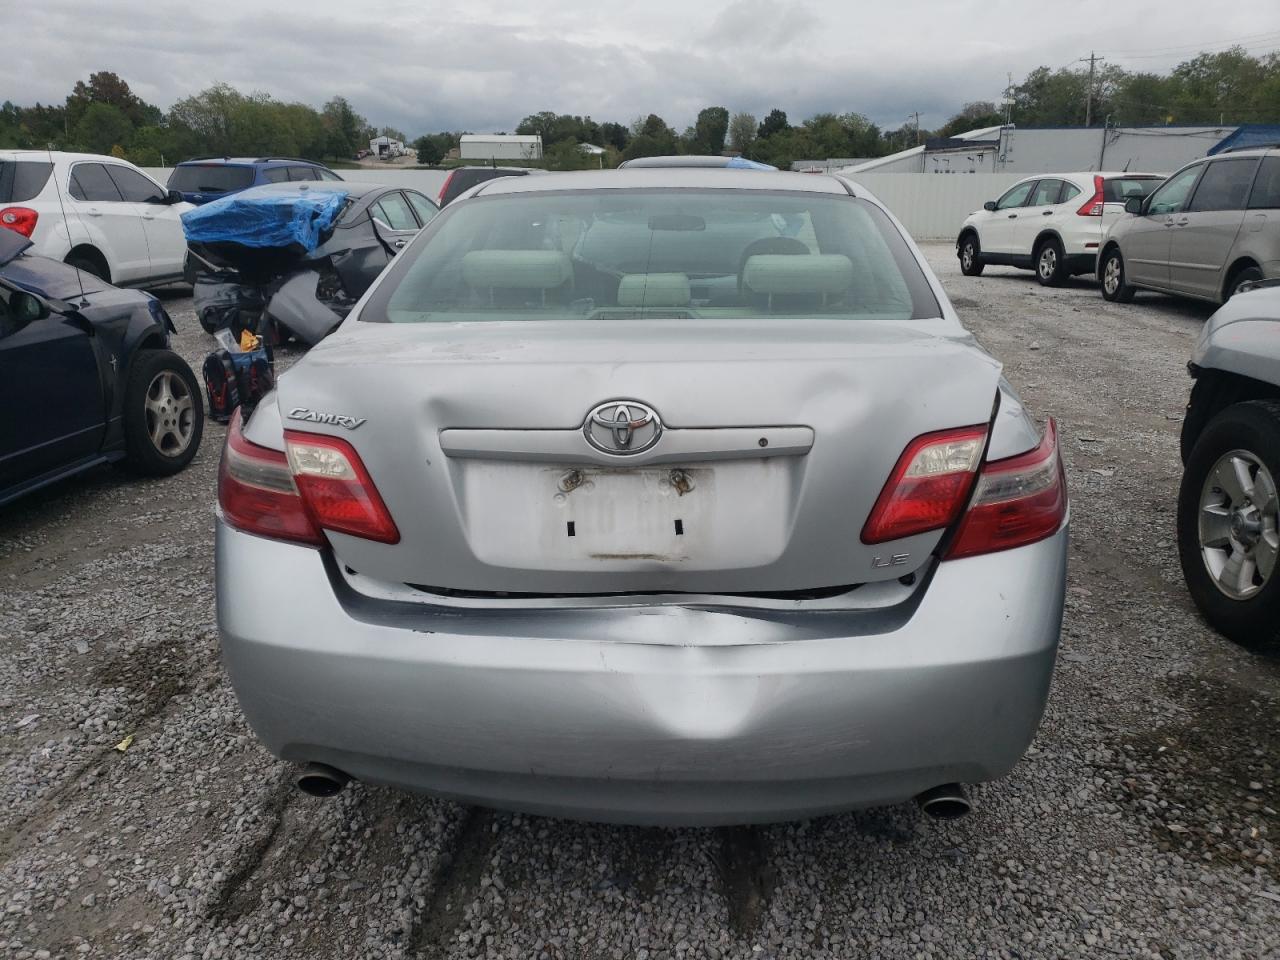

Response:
(958, 145), (1280, 305)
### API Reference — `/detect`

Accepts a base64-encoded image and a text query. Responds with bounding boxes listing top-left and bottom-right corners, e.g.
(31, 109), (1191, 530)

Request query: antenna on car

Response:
(48, 145), (87, 304)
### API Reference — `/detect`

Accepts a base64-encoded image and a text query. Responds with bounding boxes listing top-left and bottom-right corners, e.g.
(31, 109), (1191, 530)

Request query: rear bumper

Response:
(217, 521), (1067, 825)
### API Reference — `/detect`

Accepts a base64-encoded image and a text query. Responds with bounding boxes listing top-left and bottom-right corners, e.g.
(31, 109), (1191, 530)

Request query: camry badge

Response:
(584, 400), (662, 455)
(287, 407), (367, 430)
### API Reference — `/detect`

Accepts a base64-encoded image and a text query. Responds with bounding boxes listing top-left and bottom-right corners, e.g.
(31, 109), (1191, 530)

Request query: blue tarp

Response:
(726, 156), (777, 170)
(181, 185), (348, 252)
(1207, 125), (1280, 156)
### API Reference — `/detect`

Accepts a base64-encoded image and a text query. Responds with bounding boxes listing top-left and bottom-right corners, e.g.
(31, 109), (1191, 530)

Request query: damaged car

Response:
(216, 169), (1068, 826)
(185, 182), (437, 345)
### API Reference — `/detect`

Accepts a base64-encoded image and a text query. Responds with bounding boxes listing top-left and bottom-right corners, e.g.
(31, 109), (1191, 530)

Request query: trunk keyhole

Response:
(674, 519), (684, 536)
(567, 521), (576, 537)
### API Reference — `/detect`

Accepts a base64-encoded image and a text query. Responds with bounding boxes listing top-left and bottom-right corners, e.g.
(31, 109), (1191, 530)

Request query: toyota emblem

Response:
(583, 400), (662, 455)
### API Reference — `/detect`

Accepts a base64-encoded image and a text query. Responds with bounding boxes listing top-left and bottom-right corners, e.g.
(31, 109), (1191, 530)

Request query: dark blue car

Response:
(0, 229), (204, 506)
(166, 157), (344, 206)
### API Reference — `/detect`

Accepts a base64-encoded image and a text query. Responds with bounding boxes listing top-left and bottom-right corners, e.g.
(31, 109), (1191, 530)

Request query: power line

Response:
(1100, 28), (1280, 57)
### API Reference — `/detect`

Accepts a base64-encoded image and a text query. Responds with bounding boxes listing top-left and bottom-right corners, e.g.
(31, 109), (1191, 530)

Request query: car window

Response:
(1029, 180), (1063, 206)
(996, 181), (1035, 210)
(1060, 182), (1081, 203)
(1189, 159), (1259, 213)
(405, 191), (439, 226)
(287, 166), (318, 182)
(317, 168), (343, 182)
(368, 190), (940, 324)
(1147, 165), (1202, 215)
(68, 163), (124, 202)
(1248, 157), (1280, 209)
(1103, 177), (1160, 202)
(0, 161), (53, 203)
(167, 164), (255, 193)
(260, 167), (290, 183)
(104, 165), (166, 203)
(373, 192), (418, 231)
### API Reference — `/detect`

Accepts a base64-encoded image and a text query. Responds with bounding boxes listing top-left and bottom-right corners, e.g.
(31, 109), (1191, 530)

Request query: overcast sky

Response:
(3, 0), (1277, 135)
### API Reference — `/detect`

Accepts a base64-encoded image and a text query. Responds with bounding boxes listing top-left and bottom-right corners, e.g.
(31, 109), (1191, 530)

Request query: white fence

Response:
(144, 168), (1023, 241)
(848, 173), (1024, 240)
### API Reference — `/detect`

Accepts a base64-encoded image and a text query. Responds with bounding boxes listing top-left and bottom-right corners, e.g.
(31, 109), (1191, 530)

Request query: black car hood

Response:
(0, 228), (32, 266)
(0, 251), (112, 299)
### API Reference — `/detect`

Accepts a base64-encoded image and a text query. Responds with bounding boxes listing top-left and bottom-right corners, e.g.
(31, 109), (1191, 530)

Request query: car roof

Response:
(0, 150), (143, 164)
(474, 168), (853, 197)
(246, 180), (398, 199)
(175, 157), (330, 167)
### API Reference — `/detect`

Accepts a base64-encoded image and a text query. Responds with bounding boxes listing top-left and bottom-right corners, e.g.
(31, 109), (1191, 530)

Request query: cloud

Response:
(707, 0), (819, 50)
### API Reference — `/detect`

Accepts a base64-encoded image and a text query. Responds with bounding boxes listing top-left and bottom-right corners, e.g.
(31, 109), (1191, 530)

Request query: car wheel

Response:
(1035, 239), (1066, 287)
(1100, 248), (1134, 303)
(121, 350), (205, 476)
(65, 253), (107, 283)
(958, 234), (984, 276)
(1227, 265), (1264, 299)
(1176, 400), (1280, 647)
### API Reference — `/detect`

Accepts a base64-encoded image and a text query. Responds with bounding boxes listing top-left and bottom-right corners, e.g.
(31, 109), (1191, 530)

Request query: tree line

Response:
(2, 49), (1277, 172)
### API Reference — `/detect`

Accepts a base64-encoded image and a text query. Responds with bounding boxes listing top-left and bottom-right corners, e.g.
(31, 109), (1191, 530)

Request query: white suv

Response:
(956, 172), (1164, 286)
(0, 151), (192, 287)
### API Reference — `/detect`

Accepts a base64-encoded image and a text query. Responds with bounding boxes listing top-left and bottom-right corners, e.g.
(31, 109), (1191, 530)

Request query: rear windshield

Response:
(167, 164), (255, 193)
(1103, 177), (1162, 202)
(0, 161), (53, 203)
(366, 189), (939, 323)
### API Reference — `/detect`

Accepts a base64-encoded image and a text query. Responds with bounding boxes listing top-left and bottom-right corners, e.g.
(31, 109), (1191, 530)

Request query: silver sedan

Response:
(215, 169), (1068, 825)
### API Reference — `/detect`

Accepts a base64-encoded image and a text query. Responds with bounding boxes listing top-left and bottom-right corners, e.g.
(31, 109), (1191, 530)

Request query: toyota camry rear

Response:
(216, 169), (1068, 825)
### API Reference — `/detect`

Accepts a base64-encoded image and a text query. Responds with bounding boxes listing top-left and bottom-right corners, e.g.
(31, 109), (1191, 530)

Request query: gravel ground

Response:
(1, 242), (1278, 960)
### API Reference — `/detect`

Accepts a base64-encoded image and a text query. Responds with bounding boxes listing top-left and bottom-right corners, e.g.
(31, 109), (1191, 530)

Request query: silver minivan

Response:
(1099, 147), (1280, 304)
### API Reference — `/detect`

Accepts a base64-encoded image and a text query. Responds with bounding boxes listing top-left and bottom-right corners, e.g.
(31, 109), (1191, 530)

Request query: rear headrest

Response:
(616, 273), (691, 307)
(742, 254), (853, 296)
(461, 250), (572, 289)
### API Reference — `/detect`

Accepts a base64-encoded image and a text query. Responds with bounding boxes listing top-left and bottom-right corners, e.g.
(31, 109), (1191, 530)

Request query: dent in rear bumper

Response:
(216, 522), (1067, 824)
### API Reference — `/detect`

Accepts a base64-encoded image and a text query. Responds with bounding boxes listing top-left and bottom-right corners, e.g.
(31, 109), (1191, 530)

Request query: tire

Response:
(120, 350), (205, 477)
(1176, 400), (1280, 647)
(1226, 265), (1263, 300)
(958, 233), (985, 276)
(65, 253), (108, 283)
(1100, 248), (1134, 303)
(1034, 238), (1066, 287)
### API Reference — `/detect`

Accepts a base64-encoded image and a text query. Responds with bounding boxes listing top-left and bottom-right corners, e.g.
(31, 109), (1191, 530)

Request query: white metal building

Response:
(843, 124), (1242, 176)
(459, 134), (544, 162)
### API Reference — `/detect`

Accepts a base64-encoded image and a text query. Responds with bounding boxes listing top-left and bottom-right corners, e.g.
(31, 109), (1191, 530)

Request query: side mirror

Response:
(983, 201), (997, 211)
(1124, 196), (1145, 215)
(165, 189), (185, 204)
(9, 291), (48, 324)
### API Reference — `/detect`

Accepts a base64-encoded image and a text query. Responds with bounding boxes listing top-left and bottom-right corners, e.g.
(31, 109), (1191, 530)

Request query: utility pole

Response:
(1079, 51), (1104, 127)
(908, 112), (921, 146)
(1004, 72), (1013, 126)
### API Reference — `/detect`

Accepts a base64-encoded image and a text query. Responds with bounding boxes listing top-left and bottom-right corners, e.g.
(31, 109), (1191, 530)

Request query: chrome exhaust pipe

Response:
(296, 762), (350, 798)
(915, 783), (971, 820)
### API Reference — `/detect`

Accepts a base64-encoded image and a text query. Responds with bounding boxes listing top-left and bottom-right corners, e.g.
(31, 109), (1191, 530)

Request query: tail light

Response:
(218, 411), (323, 545)
(862, 425), (988, 544)
(218, 412), (400, 546)
(437, 170), (456, 205)
(1076, 175), (1105, 217)
(945, 419), (1066, 559)
(0, 207), (38, 238)
(283, 430), (399, 543)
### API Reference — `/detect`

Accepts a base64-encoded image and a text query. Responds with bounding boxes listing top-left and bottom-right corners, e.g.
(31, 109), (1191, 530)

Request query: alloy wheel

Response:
(1038, 247), (1057, 280)
(144, 370), (196, 457)
(1198, 449), (1279, 599)
(961, 242), (974, 271)
(1103, 256), (1121, 296)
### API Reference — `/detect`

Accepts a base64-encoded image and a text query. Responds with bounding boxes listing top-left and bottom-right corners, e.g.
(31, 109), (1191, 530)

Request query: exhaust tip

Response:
(916, 783), (971, 821)
(296, 762), (350, 798)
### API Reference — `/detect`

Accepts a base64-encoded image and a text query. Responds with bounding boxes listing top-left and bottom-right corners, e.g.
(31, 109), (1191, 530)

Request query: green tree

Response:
(727, 112), (757, 155)
(66, 71), (155, 129)
(756, 108), (789, 141)
(622, 115), (678, 160)
(322, 96), (370, 157)
(72, 102), (133, 155)
(414, 135), (443, 165)
(544, 138), (594, 171)
(694, 106), (729, 154)
(599, 121), (629, 151)
(937, 101), (1004, 138)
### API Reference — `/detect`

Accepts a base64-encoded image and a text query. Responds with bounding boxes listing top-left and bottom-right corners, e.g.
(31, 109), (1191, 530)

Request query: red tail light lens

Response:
(437, 170), (456, 205)
(0, 207), (38, 238)
(284, 431), (400, 544)
(1077, 175), (1105, 217)
(218, 411), (323, 546)
(945, 418), (1066, 560)
(862, 425), (988, 544)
